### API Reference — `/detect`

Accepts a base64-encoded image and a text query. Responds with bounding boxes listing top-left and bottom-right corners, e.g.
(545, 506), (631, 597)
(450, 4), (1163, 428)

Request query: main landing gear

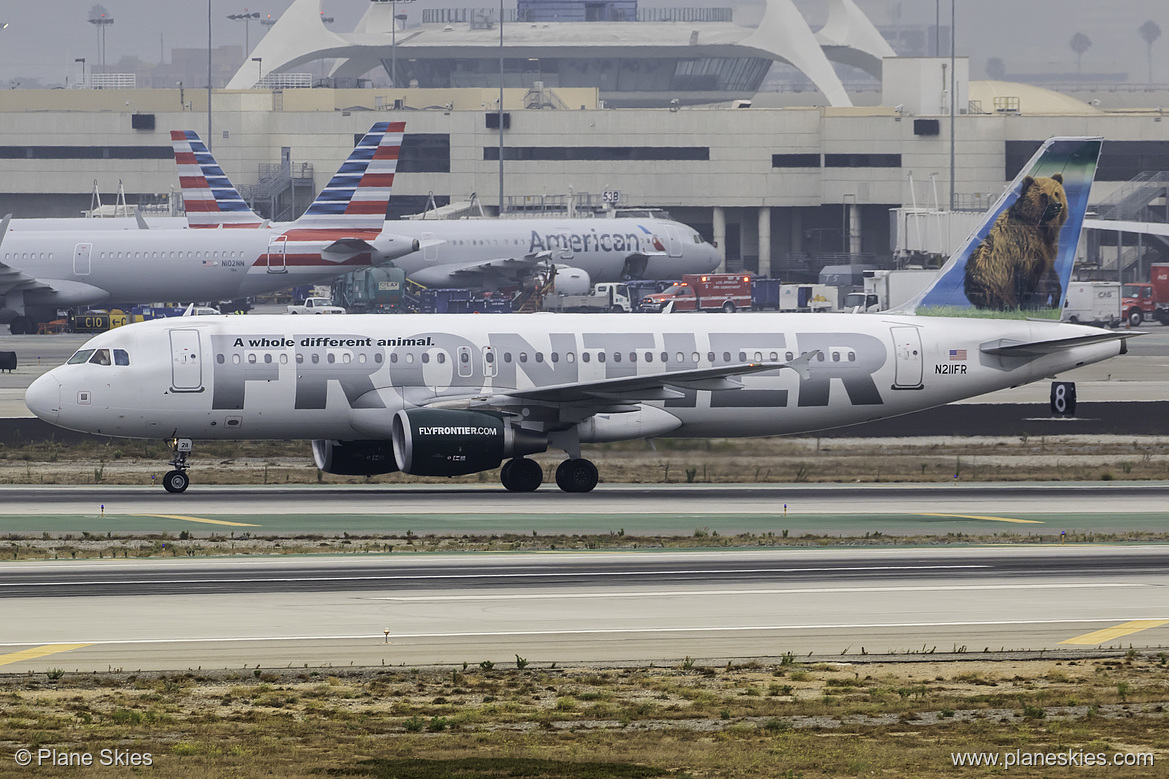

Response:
(498, 457), (599, 493)
(163, 437), (193, 493)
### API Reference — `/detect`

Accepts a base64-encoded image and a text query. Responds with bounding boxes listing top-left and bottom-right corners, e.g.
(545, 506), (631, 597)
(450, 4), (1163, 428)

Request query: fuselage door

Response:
(169, 328), (203, 392)
(422, 231), (438, 261)
(457, 345), (473, 378)
(890, 326), (923, 390)
(267, 236), (287, 274)
(482, 346), (497, 379)
(664, 225), (682, 257)
(73, 243), (92, 276)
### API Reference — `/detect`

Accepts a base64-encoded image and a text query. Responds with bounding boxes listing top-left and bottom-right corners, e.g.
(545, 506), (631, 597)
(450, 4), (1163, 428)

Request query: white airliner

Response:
(26, 138), (1131, 495)
(0, 123), (419, 334)
(170, 129), (721, 289)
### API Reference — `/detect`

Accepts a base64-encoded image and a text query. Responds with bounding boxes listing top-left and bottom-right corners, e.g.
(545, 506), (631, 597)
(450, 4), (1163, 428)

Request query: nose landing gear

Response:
(162, 437), (193, 493)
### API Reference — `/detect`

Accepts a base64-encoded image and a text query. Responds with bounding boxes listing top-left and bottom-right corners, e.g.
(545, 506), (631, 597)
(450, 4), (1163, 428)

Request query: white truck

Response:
(1062, 282), (1120, 327)
(779, 283), (838, 312)
(542, 282), (633, 313)
(845, 269), (937, 312)
(287, 297), (346, 315)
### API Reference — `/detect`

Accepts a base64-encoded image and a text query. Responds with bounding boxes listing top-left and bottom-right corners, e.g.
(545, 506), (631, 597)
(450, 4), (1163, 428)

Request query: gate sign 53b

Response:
(602, 190), (621, 204)
(1050, 381), (1076, 418)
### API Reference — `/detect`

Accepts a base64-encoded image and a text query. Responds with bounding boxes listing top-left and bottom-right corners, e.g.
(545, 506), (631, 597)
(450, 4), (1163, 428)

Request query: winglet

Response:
(0, 213), (10, 248)
(170, 130), (264, 228)
(904, 136), (1102, 321)
(294, 121), (405, 230)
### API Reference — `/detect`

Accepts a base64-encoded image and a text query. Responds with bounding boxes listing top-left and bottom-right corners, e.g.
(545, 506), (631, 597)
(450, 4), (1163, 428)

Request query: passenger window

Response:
(582, 352), (590, 363)
(281, 354), (289, 365)
(265, 354), (273, 364)
(519, 353), (527, 363)
(769, 351), (778, 361)
(485, 352), (494, 364)
(598, 352), (607, 363)
(421, 353), (430, 364)
(88, 349), (112, 366)
(405, 353), (414, 364)
(436, 353), (445, 364)
(535, 353), (544, 363)
(234, 354), (242, 365)
(504, 353), (512, 363)
(358, 353), (367, 364)
(375, 353), (383, 364)
(723, 352), (732, 362)
(551, 352), (559, 363)
(739, 352), (746, 361)
(460, 352), (469, 363)
(248, 354), (257, 364)
(296, 354), (304, 364)
(613, 352), (622, 363)
(707, 352), (715, 362)
(785, 351), (794, 361)
(566, 353), (574, 363)
(216, 354), (225, 364)
(312, 354), (320, 364)
(390, 353), (398, 363)
(343, 353), (351, 364)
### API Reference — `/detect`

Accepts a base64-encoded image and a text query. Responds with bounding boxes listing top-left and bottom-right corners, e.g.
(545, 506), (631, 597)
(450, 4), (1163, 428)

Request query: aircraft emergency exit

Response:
(0, 123), (418, 333)
(27, 138), (1132, 495)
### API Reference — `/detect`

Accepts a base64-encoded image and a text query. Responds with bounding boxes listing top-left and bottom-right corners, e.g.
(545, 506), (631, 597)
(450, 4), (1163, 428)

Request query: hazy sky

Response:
(1, 0), (1166, 85)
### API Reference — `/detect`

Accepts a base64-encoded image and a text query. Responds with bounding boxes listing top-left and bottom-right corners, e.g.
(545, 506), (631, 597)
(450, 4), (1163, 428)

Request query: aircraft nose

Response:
(25, 372), (61, 424)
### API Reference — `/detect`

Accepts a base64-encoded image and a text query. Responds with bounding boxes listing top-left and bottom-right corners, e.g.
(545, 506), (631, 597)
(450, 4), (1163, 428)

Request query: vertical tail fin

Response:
(170, 131), (264, 228)
(905, 136), (1102, 319)
(293, 121), (405, 231)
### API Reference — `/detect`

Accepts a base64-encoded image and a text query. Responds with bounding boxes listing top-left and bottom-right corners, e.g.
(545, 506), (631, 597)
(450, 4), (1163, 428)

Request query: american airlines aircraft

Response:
(0, 123), (419, 334)
(171, 130), (721, 288)
(26, 138), (1131, 495)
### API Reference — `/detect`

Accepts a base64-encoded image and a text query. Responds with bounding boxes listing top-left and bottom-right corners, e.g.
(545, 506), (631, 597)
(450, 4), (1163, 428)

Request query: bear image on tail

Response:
(963, 173), (1069, 310)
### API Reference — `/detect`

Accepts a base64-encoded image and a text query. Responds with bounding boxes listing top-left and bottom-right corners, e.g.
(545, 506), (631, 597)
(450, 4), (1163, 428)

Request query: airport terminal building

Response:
(1, 0), (1167, 281)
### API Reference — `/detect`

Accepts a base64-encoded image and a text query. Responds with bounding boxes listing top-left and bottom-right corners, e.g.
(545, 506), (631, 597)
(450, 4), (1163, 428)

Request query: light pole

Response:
(252, 57), (263, 86)
(390, 1), (415, 87)
(75, 57), (86, 88)
(88, 11), (114, 74)
(948, 0), (955, 211)
(498, 0), (505, 216)
(227, 10), (260, 67)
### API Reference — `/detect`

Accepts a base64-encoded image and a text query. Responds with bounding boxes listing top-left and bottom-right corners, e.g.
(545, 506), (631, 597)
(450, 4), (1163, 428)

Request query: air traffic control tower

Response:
(227, 0), (895, 107)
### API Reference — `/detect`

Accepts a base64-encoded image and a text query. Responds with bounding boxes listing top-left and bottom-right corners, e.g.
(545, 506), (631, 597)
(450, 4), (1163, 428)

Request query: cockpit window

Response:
(88, 349), (112, 366)
(114, 349), (130, 366)
(67, 349), (95, 365)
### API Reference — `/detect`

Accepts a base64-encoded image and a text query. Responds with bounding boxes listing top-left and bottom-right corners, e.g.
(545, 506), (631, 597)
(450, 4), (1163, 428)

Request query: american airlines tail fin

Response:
(904, 136), (1102, 319)
(292, 121), (405, 231)
(170, 131), (265, 228)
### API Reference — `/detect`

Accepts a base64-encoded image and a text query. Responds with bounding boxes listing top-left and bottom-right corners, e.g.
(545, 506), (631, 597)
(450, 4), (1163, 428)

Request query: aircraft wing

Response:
(424, 354), (817, 414)
(0, 257), (47, 297)
(441, 251), (554, 282)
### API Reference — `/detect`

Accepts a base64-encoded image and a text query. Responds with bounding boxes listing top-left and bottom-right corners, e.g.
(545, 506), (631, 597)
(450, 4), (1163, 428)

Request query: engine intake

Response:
(312, 439), (400, 476)
(391, 409), (547, 476)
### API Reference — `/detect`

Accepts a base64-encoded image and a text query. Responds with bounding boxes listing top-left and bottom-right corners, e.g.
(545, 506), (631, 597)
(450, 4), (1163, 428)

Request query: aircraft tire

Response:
(163, 470), (190, 494)
(721, 301), (736, 313)
(502, 458), (542, 492)
(555, 458), (598, 493)
(9, 316), (34, 335)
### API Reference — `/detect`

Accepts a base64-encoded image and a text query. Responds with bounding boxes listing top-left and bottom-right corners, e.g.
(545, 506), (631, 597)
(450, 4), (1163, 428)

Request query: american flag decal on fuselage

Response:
(171, 130), (265, 228)
(949, 349), (967, 361)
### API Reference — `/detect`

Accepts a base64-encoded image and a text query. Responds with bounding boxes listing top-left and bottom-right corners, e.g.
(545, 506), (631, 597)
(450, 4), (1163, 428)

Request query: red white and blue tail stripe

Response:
(295, 121), (403, 230)
(171, 130), (264, 228)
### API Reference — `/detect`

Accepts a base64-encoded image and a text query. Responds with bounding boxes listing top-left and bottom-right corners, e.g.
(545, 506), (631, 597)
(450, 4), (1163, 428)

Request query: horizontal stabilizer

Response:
(980, 331), (1141, 356)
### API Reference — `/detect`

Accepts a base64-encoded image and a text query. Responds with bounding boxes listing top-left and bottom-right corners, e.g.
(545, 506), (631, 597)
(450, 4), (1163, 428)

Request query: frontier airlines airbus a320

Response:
(26, 138), (1134, 494)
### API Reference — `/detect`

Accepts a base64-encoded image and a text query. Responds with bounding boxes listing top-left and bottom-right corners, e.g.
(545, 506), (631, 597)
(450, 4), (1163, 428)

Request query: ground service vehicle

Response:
(779, 283), (837, 312)
(542, 282), (633, 313)
(643, 274), (752, 312)
(849, 269), (937, 312)
(1062, 282), (1121, 326)
(287, 297), (346, 315)
(1121, 264), (1169, 326)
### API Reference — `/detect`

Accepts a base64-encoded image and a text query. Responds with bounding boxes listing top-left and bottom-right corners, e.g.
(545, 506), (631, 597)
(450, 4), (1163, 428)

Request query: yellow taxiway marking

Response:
(133, 514), (260, 528)
(1061, 619), (1169, 646)
(918, 512), (1044, 525)
(0, 644), (92, 668)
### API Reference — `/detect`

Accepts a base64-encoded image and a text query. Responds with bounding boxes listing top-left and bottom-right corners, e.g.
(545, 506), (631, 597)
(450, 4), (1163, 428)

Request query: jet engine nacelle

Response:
(551, 266), (591, 296)
(312, 439), (400, 476)
(391, 409), (547, 477)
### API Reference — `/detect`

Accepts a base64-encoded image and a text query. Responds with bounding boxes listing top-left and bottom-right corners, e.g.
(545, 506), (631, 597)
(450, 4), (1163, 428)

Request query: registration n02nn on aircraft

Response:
(26, 137), (1136, 494)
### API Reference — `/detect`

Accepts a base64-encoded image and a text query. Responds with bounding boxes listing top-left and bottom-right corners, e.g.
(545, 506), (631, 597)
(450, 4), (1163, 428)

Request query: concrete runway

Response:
(1, 547), (1167, 672)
